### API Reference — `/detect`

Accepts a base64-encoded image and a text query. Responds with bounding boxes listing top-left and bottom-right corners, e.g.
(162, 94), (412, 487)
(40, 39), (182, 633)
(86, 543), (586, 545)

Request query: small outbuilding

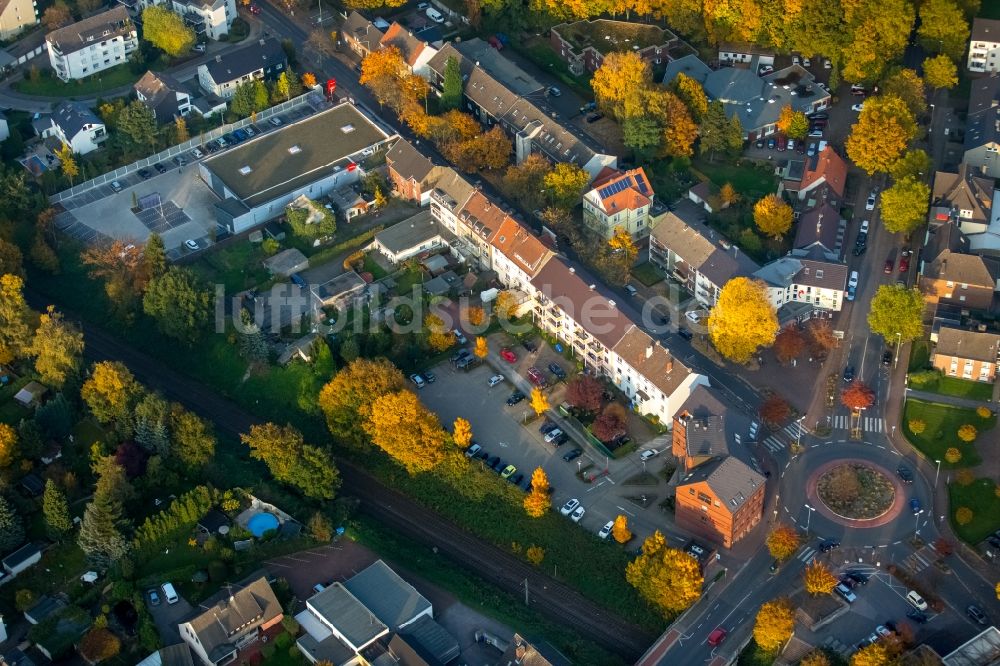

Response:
(3, 542), (42, 577)
(263, 248), (310, 277)
(13, 381), (47, 407)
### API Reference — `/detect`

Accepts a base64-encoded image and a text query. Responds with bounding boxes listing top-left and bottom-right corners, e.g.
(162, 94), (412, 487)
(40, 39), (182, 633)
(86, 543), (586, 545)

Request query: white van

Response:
(425, 6), (444, 22)
(161, 582), (179, 604)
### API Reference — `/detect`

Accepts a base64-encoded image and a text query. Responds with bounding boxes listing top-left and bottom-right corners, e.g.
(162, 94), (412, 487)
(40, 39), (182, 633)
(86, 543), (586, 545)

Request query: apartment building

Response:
(648, 211), (760, 307)
(919, 224), (999, 311)
(45, 6), (136, 82)
(968, 18), (1000, 73)
(932, 326), (1000, 383)
(0, 0), (38, 40)
(490, 216), (554, 292)
(197, 37), (286, 98)
(753, 256), (847, 313)
(582, 167), (655, 240)
(929, 164), (996, 235)
(964, 73), (1000, 179)
(170, 0), (236, 41)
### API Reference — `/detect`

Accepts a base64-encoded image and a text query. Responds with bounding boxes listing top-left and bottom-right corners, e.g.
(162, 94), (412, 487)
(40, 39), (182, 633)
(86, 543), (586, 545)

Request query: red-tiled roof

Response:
(588, 167), (653, 213)
(491, 216), (553, 278)
(800, 146), (847, 198)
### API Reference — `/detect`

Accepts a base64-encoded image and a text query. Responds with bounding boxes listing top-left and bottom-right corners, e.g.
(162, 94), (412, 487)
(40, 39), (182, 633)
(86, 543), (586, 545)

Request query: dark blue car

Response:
(910, 498), (921, 514)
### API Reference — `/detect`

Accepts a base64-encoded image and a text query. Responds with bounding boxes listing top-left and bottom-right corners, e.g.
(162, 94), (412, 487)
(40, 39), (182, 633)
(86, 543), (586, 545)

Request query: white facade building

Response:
(35, 101), (107, 155)
(45, 6), (136, 82)
(171, 0), (236, 41)
(969, 18), (1000, 73)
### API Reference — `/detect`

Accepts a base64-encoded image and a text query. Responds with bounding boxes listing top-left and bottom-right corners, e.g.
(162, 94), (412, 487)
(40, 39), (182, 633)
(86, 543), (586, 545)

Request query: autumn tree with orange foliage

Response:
(753, 598), (795, 652)
(301, 72), (317, 88)
(805, 319), (836, 358)
(523, 467), (551, 517)
(753, 194), (794, 239)
(774, 326), (805, 364)
(452, 417), (473, 449)
(79, 628), (121, 662)
(766, 524), (801, 560)
(425, 314), (454, 352)
(363, 390), (449, 474)
(803, 561), (838, 596)
(317, 357), (406, 448)
(760, 395), (791, 428)
(81, 240), (146, 318)
(841, 380), (875, 412)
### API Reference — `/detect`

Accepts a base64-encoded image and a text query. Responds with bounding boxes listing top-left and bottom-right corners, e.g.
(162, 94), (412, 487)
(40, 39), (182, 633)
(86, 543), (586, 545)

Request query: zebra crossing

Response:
(760, 423), (802, 453)
(830, 414), (886, 433)
(796, 546), (817, 564)
(901, 546), (933, 575)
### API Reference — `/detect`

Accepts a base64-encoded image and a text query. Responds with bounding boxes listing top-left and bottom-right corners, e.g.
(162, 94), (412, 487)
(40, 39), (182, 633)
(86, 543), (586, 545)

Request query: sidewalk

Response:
(904, 387), (995, 409)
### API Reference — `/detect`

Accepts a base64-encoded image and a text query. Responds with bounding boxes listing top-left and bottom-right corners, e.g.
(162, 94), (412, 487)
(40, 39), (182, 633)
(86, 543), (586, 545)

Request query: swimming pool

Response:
(247, 511), (279, 537)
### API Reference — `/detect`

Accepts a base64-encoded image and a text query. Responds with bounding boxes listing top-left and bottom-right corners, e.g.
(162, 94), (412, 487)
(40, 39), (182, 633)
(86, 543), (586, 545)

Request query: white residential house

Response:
(753, 256), (847, 313)
(489, 215), (553, 292)
(968, 18), (1000, 73)
(171, 0), (236, 41)
(0, 0), (38, 41)
(197, 37), (287, 98)
(34, 101), (107, 155)
(582, 167), (655, 239)
(45, 6), (136, 82)
(0, 110), (9, 143)
(134, 70), (192, 122)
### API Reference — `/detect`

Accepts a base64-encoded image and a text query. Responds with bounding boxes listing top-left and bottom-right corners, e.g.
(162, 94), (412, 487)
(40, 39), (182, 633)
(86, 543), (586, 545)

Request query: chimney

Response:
(569, 267), (575, 273)
(646, 343), (654, 359)
(589, 284), (596, 290)
(666, 357), (673, 372)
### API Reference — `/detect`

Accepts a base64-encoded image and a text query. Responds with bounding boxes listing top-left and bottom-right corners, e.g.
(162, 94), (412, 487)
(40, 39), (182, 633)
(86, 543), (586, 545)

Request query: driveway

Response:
(147, 591), (194, 645)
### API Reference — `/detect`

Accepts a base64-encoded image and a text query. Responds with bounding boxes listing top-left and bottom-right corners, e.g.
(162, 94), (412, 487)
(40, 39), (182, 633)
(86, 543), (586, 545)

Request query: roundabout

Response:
(775, 437), (935, 546)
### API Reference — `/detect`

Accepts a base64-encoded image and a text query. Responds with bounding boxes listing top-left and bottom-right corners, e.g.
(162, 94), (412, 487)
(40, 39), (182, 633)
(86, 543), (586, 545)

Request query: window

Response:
(946, 280), (954, 287)
(341, 124), (355, 133)
(961, 283), (968, 289)
(238, 165), (252, 175)
(288, 145), (301, 154)
(959, 295), (966, 302)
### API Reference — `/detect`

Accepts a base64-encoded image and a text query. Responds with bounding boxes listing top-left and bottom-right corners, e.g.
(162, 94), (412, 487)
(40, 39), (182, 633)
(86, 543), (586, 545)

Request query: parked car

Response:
(173, 156), (186, 167)
(866, 193), (877, 210)
(852, 244), (867, 257)
(767, 137), (776, 149)
(907, 610), (928, 623)
(184, 239), (199, 251)
(624, 284), (638, 296)
(506, 390), (525, 406)
(563, 448), (583, 462)
(548, 363), (566, 380)
(487, 374), (505, 387)
(501, 464), (517, 479)
(486, 455), (500, 469)
(678, 329), (694, 341)
(570, 505), (585, 522)
(269, 116), (284, 126)
(818, 539), (840, 553)
(500, 348), (518, 363)
(884, 258), (894, 274)
(547, 86), (562, 97)
(848, 270), (859, 290)
(192, 43), (206, 53)
(835, 583), (857, 603)
(551, 432), (568, 446)
(758, 64), (774, 75)
(544, 428), (564, 443)
(967, 605), (988, 625)
(586, 113), (604, 123)
(191, 148), (204, 159)
(843, 366), (855, 382)
(560, 498), (580, 516)
(148, 589), (161, 605)
(409, 373), (426, 389)
(464, 443), (482, 458)
(906, 590), (928, 611)
(639, 449), (659, 462)
(453, 330), (468, 345)
(598, 520), (613, 539)
(138, 168), (151, 179)
(898, 256), (910, 273)
(110, 180), (123, 192)
(249, 4), (261, 13)
(527, 367), (546, 386)
(521, 338), (537, 352)
(846, 570), (869, 585)
(540, 420), (558, 434)
(755, 138), (764, 148)
(853, 102), (865, 112)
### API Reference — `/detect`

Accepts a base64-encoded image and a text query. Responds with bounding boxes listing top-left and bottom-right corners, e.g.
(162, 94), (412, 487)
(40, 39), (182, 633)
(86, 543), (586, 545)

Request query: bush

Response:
(908, 369), (941, 388)
(955, 507), (973, 525)
(955, 469), (975, 486)
(908, 419), (926, 434)
(977, 406), (993, 419)
(945, 447), (962, 463)
(957, 424), (977, 442)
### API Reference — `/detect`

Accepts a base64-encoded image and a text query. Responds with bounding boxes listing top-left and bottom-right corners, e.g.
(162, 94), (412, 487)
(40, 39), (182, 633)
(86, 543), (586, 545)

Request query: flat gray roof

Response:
(374, 210), (452, 255)
(343, 559), (432, 631)
(205, 103), (390, 208)
(307, 583), (387, 650)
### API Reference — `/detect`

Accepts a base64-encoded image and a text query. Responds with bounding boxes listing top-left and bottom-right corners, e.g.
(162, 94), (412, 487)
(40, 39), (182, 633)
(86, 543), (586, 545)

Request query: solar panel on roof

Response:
(635, 174), (649, 195)
(598, 179), (630, 199)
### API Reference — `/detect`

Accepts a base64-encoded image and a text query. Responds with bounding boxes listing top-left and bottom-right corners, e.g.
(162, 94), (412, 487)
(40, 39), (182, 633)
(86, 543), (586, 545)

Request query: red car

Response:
(898, 256), (910, 273)
(884, 259), (894, 274)
(707, 628), (727, 647)
(527, 367), (546, 387)
(500, 348), (517, 363)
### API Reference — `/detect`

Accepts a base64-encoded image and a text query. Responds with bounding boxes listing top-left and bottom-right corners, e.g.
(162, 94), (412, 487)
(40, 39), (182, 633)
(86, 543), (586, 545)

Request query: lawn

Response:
(948, 478), (1000, 544)
(362, 253), (388, 280)
(692, 157), (777, 200)
(901, 399), (995, 468)
(394, 264), (424, 295)
(631, 262), (663, 287)
(15, 65), (143, 97)
(932, 377), (994, 401)
(513, 37), (594, 98)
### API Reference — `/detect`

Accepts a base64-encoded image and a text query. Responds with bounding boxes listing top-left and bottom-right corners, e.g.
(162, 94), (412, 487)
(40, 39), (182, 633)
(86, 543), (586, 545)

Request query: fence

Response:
(49, 89), (327, 204)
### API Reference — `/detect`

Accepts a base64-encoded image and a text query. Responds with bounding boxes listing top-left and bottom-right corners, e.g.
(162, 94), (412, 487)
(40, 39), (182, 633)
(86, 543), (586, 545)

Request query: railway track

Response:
(33, 292), (655, 660)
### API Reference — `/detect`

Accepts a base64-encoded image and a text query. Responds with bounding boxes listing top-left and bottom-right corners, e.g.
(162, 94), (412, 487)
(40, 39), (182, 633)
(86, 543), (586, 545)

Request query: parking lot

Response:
(145, 588), (193, 645)
(416, 347), (645, 540)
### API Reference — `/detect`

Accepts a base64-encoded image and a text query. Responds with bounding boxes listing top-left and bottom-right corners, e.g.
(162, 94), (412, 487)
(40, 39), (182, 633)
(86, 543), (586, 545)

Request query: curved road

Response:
(28, 290), (654, 661)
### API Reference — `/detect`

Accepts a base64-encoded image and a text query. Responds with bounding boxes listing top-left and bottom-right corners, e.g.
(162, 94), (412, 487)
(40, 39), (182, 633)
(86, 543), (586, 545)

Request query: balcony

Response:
(182, 12), (207, 33)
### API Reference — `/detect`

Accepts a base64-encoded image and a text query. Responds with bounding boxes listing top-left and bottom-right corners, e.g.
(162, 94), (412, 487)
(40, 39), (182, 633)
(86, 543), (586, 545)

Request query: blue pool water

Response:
(247, 512), (279, 537)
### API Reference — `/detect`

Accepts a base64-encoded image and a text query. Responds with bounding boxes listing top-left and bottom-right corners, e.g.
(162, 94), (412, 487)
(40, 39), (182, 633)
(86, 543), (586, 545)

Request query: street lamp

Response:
(894, 331), (902, 369)
(914, 509), (924, 538)
(804, 504), (816, 534)
(796, 415), (806, 448)
(934, 459), (941, 488)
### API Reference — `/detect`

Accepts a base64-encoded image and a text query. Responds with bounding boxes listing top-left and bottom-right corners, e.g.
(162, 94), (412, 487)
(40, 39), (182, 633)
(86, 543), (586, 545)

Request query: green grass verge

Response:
(929, 377), (994, 401)
(349, 516), (628, 666)
(901, 399), (995, 468)
(948, 478), (1000, 544)
(737, 639), (779, 666)
(692, 158), (776, 200)
(512, 38), (594, 99)
(630, 262), (663, 287)
(189, 241), (274, 294)
(15, 64), (142, 97)
(362, 253), (389, 280)
(908, 340), (931, 372)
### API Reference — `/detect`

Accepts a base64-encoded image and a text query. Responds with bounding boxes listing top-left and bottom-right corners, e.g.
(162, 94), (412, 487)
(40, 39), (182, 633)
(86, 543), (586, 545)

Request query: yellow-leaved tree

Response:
(453, 417), (473, 449)
(850, 641), (893, 666)
(670, 72), (708, 120)
(80, 361), (141, 426)
(29, 306), (84, 388)
(879, 177), (930, 234)
(923, 54), (958, 89)
(753, 194), (793, 239)
(625, 531), (704, 616)
(608, 226), (638, 262)
(800, 651), (831, 666)
(753, 597), (795, 652)
(612, 515), (632, 543)
(474, 336), (488, 359)
(591, 52), (652, 120)
(0, 423), (16, 468)
(845, 94), (918, 175)
(708, 278), (779, 364)
(523, 467), (551, 517)
(803, 561), (838, 596)
(530, 387), (549, 416)
(766, 524), (801, 561)
(318, 357), (405, 449)
(141, 6), (195, 57)
(776, 105), (809, 139)
(363, 390), (449, 474)
(543, 162), (591, 210)
(425, 313), (454, 352)
(0, 274), (32, 364)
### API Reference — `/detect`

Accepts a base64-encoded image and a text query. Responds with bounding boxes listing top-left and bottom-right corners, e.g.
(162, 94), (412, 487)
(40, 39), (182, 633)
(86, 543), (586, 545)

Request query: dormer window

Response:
(238, 166), (252, 175)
